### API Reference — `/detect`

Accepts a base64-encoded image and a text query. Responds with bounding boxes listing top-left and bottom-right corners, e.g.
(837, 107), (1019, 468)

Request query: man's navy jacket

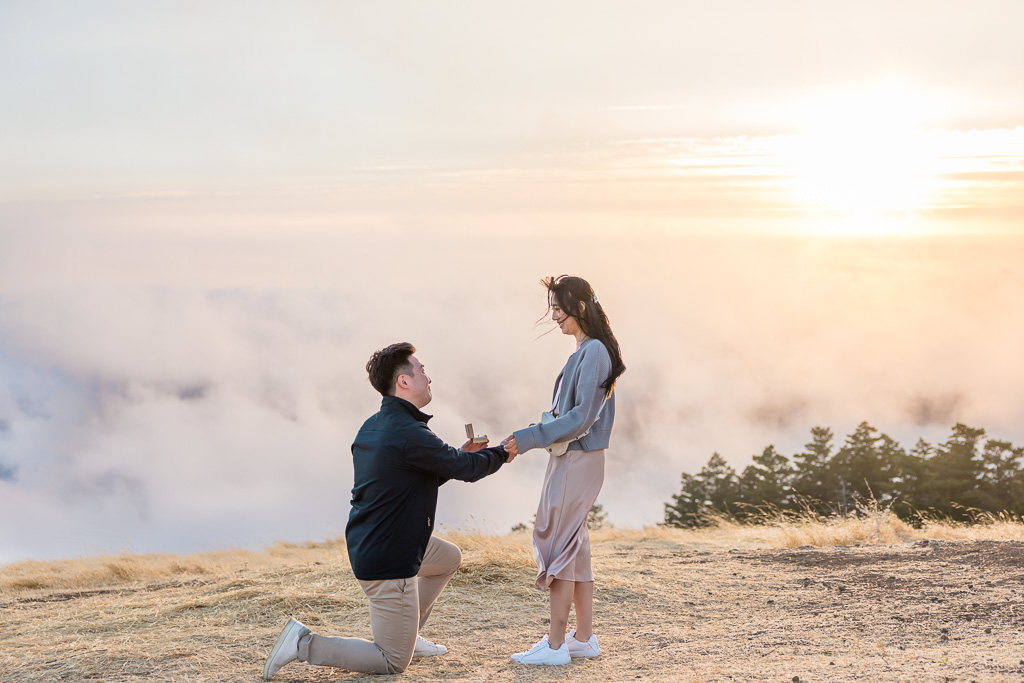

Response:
(345, 396), (508, 581)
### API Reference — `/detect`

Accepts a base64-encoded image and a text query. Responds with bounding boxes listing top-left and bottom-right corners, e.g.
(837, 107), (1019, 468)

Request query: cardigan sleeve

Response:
(513, 342), (611, 453)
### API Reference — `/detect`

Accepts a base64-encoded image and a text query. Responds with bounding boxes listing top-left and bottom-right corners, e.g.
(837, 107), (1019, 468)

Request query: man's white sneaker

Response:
(263, 617), (310, 680)
(510, 638), (571, 665)
(413, 635), (448, 657)
(566, 629), (601, 658)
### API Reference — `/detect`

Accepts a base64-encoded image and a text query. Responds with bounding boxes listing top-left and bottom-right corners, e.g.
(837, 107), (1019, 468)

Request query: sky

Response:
(2, 1), (1024, 563)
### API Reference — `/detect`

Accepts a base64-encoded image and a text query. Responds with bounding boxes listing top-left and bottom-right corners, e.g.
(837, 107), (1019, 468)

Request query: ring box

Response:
(464, 423), (488, 444)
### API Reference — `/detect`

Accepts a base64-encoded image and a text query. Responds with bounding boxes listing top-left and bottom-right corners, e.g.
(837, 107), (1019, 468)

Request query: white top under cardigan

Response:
(513, 337), (616, 453)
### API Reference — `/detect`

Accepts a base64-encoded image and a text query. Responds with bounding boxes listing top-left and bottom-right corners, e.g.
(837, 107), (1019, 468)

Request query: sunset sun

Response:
(780, 87), (943, 234)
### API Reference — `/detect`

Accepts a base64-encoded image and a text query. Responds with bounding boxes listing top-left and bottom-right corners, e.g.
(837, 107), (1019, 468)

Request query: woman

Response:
(505, 275), (625, 666)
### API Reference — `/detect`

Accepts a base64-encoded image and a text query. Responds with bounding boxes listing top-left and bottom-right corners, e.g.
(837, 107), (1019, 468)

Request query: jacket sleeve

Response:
(401, 423), (507, 482)
(513, 343), (611, 453)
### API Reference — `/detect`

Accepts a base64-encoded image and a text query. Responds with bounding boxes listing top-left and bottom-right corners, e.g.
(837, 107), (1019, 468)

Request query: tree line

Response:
(663, 422), (1024, 527)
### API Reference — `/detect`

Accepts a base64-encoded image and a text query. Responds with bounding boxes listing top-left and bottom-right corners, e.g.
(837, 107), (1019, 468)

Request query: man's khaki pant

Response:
(297, 536), (462, 674)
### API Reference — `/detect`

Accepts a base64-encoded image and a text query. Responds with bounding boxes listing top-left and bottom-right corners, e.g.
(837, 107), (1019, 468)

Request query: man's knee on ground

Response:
(384, 652), (413, 674)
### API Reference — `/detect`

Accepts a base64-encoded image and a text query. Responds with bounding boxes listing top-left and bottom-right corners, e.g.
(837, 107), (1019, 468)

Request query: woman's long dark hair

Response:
(542, 275), (625, 397)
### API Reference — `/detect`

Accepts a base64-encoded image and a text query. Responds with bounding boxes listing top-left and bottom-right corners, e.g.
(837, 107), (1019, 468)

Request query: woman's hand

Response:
(502, 435), (520, 462)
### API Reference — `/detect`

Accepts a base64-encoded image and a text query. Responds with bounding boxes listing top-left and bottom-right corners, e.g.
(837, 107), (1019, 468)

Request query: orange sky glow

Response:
(2, 1), (1023, 561)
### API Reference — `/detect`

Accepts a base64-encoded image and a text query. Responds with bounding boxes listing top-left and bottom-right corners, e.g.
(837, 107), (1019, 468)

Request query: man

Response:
(263, 342), (513, 679)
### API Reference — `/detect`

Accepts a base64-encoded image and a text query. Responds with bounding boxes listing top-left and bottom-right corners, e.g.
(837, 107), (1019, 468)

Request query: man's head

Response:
(365, 342), (432, 408)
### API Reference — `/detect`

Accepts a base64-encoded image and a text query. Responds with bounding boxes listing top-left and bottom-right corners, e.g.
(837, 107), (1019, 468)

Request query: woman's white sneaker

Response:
(510, 638), (571, 665)
(566, 630), (601, 658)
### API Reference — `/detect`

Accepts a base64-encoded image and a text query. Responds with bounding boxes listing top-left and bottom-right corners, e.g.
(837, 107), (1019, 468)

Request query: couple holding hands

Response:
(263, 275), (626, 679)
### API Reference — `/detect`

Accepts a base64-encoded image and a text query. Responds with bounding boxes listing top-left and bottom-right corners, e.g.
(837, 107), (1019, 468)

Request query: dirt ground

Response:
(2, 536), (1023, 682)
(589, 538), (1024, 683)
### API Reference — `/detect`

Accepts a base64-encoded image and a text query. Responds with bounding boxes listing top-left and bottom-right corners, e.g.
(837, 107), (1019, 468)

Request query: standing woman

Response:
(505, 275), (625, 666)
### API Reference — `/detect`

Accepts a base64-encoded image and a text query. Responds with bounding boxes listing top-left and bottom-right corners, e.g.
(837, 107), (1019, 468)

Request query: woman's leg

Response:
(572, 580), (595, 640)
(547, 579), (575, 647)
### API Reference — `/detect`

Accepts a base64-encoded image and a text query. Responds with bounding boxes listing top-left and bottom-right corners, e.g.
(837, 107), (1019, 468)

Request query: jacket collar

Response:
(381, 395), (433, 424)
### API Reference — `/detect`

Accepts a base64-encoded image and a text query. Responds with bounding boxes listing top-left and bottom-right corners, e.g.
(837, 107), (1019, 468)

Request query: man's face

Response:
(399, 355), (432, 408)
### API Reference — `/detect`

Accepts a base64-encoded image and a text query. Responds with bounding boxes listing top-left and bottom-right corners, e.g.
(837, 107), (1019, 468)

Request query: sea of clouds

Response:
(2, 202), (1023, 563)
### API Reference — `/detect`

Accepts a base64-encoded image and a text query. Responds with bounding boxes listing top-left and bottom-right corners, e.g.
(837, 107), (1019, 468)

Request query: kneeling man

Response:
(263, 342), (513, 679)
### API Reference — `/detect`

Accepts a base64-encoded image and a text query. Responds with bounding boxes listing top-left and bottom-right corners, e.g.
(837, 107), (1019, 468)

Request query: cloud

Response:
(3, 0), (1024, 565)
(5, 0), (1024, 198)
(0, 417), (14, 481)
(906, 394), (965, 427)
(3, 198), (1024, 563)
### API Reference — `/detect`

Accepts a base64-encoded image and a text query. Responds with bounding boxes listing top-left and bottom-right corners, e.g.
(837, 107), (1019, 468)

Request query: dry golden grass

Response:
(672, 507), (1024, 550)
(2, 520), (1023, 682)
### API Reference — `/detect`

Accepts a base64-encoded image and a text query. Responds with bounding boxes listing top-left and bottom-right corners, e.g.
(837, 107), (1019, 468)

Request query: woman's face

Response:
(550, 296), (581, 337)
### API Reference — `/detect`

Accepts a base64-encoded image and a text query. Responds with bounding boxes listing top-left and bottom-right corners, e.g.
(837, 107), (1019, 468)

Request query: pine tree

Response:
(663, 453), (738, 527)
(892, 438), (931, 519)
(738, 445), (794, 513)
(664, 472), (706, 528)
(875, 433), (906, 500)
(828, 422), (892, 508)
(699, 452), (741, 512)
(587, 503), (611, 530)
(791, 426), (835, 512)
(921, 423), (986, 519)
(978, 439), (1024, 515)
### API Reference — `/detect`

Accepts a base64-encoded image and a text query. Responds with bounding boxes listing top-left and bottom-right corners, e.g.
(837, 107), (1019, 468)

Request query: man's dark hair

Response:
(366, 342), (416, 396)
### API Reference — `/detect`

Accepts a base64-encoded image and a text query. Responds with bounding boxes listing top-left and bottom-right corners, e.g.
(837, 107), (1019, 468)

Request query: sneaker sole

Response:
(510, 650), (571, 665)
(515, 658), (571, 666)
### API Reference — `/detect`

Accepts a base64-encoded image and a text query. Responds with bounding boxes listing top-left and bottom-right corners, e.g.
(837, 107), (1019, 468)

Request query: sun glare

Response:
(780, 86), (943, 234)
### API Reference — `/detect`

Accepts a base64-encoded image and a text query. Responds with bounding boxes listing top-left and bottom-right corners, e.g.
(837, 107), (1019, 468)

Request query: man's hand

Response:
(502, 435), (520, 462)
(461, 437), (489, 453)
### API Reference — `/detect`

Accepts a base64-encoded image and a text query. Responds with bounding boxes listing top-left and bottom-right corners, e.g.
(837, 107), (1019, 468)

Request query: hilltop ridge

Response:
(2, 523), (1023, 681)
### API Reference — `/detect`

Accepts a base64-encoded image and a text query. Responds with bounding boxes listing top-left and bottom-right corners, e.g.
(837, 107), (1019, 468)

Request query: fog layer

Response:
(2, 206), (1023, 562)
